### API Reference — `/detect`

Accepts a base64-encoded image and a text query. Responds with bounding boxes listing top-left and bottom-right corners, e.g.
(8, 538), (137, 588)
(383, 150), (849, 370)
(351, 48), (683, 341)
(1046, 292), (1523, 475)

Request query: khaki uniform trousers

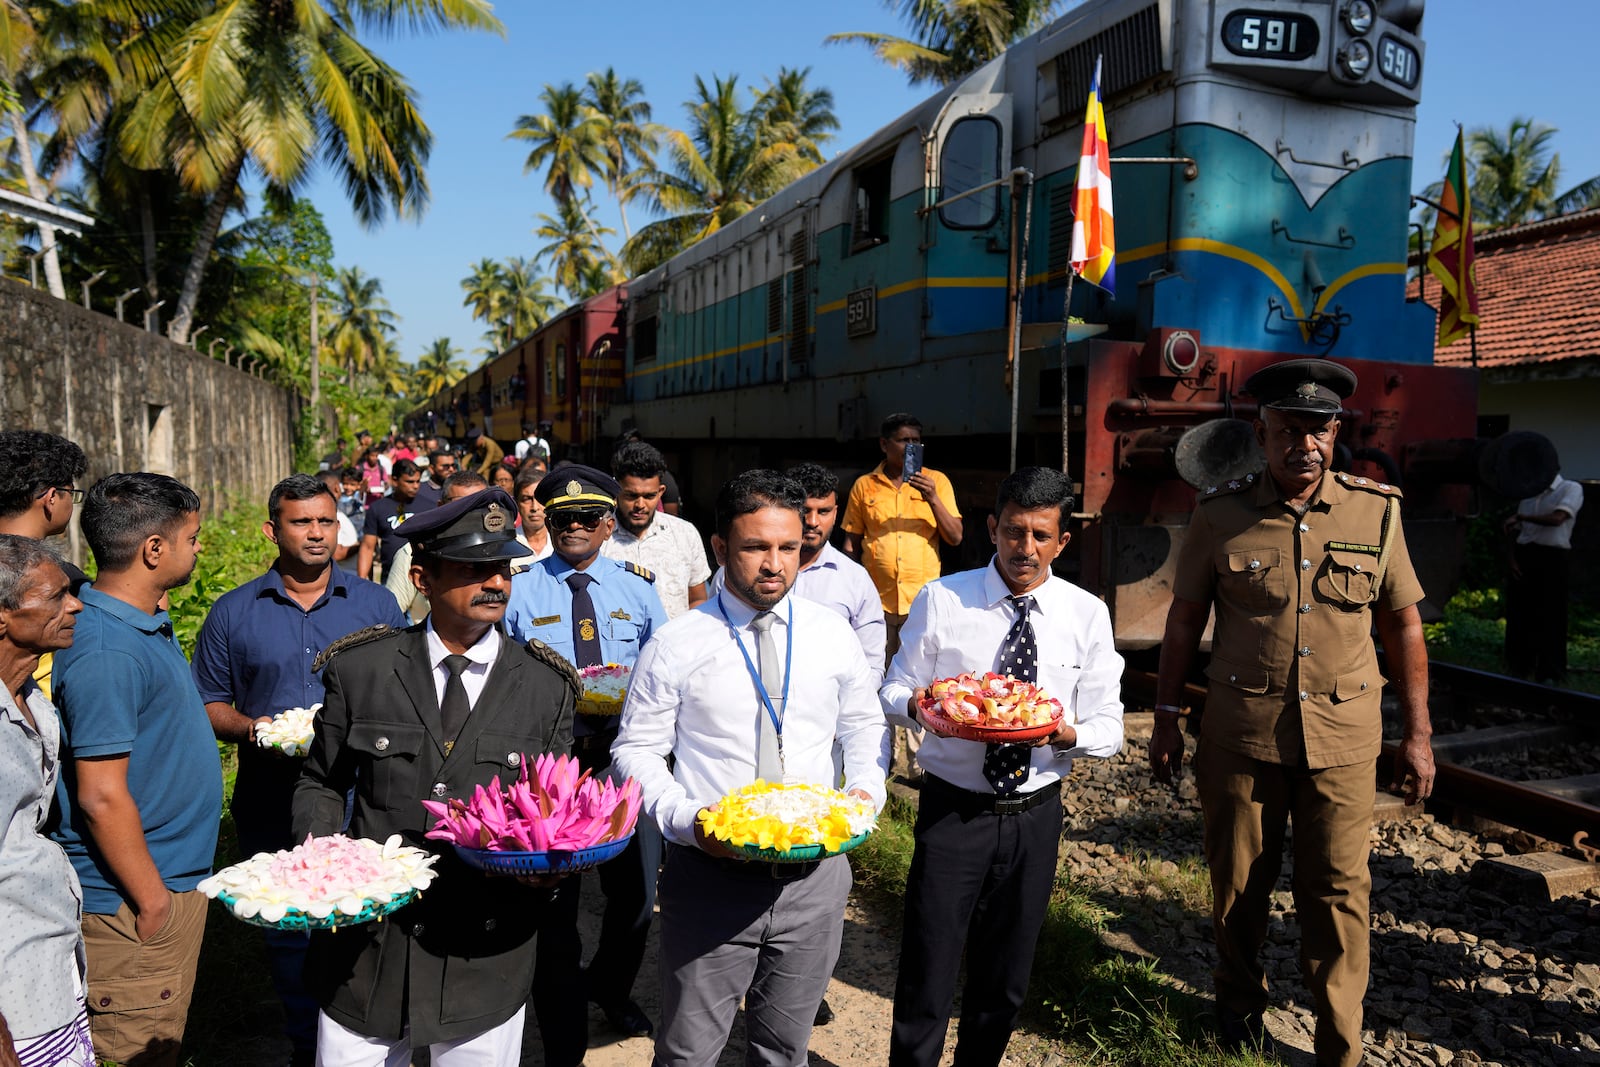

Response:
(1194, 740), (1374, 1067)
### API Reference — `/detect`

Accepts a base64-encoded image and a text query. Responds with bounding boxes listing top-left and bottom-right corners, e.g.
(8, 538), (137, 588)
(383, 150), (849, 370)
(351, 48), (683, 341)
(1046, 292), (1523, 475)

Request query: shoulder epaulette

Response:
(1334, 471), (1403, 497)
(623, 560), (656, 583)
(524, 638), (581, 698)
(312, 624), (397, 673)
(1200, 472), (1260, 500)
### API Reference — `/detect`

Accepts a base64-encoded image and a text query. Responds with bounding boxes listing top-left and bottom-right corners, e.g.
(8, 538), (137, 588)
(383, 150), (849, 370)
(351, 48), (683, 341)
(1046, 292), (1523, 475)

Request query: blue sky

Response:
(298, 0), (1600, 364)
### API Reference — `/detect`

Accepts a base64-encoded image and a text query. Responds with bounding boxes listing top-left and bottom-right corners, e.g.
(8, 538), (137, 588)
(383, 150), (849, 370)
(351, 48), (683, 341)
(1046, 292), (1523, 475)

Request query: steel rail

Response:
(1120, 668), (1600, 856)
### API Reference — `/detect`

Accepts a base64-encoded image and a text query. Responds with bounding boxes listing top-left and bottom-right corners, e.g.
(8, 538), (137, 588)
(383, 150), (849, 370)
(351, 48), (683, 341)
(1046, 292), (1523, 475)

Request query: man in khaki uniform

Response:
(1149, 358), (1436, 1067)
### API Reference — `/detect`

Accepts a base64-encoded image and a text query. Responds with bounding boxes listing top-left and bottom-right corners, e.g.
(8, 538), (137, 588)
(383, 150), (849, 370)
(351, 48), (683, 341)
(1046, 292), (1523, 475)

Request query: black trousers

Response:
(889, 778), (1063, 1067)
(1507, 542), (1570, 682)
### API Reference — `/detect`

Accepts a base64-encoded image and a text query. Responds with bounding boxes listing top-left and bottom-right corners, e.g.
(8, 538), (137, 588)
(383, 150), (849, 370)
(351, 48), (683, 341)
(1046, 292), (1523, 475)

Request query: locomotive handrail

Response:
(1109, 156), (1200, 181)
(1271, 219), (1356, 250)
(1275, 139), (1359, 171)
(916, 167), (1032, 217)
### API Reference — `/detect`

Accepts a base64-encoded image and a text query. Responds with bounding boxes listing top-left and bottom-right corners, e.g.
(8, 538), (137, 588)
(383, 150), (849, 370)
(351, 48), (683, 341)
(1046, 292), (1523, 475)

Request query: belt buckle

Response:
(992, 794), (1028, 815)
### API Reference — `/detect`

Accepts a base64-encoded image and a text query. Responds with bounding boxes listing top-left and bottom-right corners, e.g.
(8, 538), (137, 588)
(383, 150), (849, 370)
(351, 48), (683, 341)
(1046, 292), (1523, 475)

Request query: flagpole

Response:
(1060, 270), (1077, 477)
(1470, 324), (1478, 367)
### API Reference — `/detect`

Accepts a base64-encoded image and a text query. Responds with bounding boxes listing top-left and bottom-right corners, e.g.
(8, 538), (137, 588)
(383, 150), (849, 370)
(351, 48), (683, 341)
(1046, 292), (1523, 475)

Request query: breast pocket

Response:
(1041, 665), (1082, 722)
(347, 722), (427, 807)
(1316, 550), (1377, 609)
(475, 732), (538, 780)
(605, 615), (645, 649)
(1217, 547), (1288, 614)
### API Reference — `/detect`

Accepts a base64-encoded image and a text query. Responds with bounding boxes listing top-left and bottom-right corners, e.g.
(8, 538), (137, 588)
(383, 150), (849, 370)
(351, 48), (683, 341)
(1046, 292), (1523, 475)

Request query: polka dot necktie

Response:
(983, 594), (1036, 795)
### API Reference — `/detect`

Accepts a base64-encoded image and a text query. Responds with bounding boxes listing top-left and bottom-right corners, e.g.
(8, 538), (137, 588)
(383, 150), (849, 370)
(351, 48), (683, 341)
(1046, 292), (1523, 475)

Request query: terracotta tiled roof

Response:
(1408, 208), (1600, 370)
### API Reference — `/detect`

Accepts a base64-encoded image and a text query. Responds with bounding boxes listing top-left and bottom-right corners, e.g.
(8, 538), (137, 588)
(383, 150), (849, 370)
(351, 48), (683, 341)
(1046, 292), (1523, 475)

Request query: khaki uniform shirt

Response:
(1174, 469), (1424, 769)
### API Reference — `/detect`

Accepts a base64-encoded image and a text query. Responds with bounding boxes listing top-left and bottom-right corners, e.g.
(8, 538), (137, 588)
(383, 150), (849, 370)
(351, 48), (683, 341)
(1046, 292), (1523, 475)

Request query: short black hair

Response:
(440, 471), (488, 497)
(0, 431), (89, 518)
(429, 448), (455, 465)
(269, 474), (335, 524)
(880, 413), (922, 439)
(714, 469), (805, 540)
(391, 458), (420, 479)
(994, 467), (1074, 530)
(786, 463), (838, 502)
(81, 473), (201, 572)
(0, 534), (62, 610)
(612, 441), (667, 483)
(315, 470), (341, 493)
(513, 463), (543, 498)
(339, 466), (362, 483)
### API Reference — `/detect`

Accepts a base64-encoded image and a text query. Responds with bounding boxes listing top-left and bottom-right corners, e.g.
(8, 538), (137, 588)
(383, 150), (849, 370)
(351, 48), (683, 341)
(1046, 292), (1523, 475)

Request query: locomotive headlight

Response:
(1339, 40), (1373, 78)
(1343, 0), (1376, 35)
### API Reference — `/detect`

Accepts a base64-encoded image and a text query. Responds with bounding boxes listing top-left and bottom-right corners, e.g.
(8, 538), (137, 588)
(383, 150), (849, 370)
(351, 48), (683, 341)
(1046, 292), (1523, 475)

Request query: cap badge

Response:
(483, 503), (508, 533)
(566, 479), (583, 497)
(1295, 381), (1319, 399)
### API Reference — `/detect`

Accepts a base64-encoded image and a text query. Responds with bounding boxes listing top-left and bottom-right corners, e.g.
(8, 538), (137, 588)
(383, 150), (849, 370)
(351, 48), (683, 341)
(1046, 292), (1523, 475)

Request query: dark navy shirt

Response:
(192, 563), (405, 848)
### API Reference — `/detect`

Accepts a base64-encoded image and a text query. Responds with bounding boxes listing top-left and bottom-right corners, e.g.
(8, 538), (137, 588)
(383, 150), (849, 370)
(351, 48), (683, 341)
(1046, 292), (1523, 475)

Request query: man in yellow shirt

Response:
(842, 414), (963, 776)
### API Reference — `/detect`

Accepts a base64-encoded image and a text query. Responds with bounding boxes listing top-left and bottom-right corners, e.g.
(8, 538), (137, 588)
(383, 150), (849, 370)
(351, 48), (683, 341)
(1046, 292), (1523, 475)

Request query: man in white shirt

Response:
(510, 463), (554, 574)
(612, 470), (888, 1067)
(1506, 469), (1586, 683)
(601, 442), (710, 618)
(881, 466), (1124, 1067)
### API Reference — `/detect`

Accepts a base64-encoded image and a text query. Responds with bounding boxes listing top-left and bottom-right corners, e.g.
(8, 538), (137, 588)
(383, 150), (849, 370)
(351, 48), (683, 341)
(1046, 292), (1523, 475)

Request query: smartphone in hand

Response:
(903, 441), (925, 479)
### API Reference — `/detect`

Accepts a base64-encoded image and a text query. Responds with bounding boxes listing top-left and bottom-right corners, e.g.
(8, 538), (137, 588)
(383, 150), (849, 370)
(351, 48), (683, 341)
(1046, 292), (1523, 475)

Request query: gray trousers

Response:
(653, 845), (850, 1067)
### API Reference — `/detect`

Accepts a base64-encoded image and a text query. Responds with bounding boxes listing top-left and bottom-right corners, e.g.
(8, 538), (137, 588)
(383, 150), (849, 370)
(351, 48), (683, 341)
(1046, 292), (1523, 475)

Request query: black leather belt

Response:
(923, 774), (1062, 815)
(669, 843), (822, 881)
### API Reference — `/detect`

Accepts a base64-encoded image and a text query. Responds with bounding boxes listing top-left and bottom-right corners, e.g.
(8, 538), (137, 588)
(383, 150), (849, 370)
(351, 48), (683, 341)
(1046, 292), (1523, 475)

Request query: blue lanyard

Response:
(715, 594), (793, 752)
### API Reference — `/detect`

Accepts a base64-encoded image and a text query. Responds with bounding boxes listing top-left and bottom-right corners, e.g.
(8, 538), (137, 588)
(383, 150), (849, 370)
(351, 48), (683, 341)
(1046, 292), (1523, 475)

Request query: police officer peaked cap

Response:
(536, 464), (619, 511)
(1244, 358), (1358, 415)
(400, 487), (531, 563)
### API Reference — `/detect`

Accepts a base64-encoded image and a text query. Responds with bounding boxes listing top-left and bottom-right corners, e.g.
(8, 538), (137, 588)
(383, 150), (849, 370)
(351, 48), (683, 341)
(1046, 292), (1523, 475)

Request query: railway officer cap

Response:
(1245, 358), (1358, 415)
(535, 464), (620, 515)
(401, 486), (531, 562)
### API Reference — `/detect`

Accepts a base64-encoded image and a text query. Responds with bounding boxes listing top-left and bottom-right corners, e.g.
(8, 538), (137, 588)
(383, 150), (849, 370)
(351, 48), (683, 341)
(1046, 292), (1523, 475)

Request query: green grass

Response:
(849, 799), (1276, 1067)
(1423, 586), (1600, 695)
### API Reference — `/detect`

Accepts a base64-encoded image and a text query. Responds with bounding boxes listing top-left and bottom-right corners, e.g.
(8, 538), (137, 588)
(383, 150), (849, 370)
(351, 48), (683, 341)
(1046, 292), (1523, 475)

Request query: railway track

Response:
(1121, 664), (1600, 860)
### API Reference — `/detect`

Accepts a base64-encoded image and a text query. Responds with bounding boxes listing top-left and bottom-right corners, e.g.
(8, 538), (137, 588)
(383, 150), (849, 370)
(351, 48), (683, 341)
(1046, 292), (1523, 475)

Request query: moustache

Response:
(471, 591), (509, 606)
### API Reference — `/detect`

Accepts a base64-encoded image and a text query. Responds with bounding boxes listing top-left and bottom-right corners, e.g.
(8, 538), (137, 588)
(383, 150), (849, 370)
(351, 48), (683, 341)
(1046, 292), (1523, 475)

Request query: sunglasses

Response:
(550, 509), (608, 531)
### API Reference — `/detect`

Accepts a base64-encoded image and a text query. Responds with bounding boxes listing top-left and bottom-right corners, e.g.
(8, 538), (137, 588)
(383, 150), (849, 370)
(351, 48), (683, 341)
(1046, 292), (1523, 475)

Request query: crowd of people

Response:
(0, 357), (1444, 1067)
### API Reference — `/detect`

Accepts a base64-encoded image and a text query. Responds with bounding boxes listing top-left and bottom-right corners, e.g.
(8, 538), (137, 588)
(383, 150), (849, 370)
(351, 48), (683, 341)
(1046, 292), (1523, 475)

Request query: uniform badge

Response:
(1295, 381), (1319, 399)
(610, 609), (633, 621)
(566, 479), (583, 497)
(532, 614), (562, 626)
(579, 619), (597, 641)
(483, 503), (508, 532)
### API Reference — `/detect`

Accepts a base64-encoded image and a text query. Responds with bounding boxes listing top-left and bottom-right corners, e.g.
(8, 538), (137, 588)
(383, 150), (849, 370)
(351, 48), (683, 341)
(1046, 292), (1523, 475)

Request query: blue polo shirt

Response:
(192, 563), (406, 849)
(52, 587), (223, 914)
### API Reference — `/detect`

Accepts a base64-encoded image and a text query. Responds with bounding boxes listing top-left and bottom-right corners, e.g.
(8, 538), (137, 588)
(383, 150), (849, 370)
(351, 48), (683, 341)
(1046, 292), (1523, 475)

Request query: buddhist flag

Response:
(1426, 129), (1480, 346)
(1070, 55), (1116, 292)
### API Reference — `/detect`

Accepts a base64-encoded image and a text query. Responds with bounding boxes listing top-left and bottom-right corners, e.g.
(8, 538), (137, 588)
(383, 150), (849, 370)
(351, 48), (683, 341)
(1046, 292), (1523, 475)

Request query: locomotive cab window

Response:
(939, 116), (1002, 230)
(851, 156), (893, 252)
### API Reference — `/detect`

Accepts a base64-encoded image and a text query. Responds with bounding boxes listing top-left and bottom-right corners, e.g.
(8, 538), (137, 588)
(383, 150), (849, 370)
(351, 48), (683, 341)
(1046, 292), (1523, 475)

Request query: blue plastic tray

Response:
(730, 829), (873, 863)
(453, 834), (632, 875)
(214, 886), (416, 931)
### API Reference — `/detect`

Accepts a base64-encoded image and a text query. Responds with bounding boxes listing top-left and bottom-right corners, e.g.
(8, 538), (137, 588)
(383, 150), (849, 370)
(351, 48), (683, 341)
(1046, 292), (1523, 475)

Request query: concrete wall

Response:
(0, 278), (295, 563)
(1480, 373), (1600, 480)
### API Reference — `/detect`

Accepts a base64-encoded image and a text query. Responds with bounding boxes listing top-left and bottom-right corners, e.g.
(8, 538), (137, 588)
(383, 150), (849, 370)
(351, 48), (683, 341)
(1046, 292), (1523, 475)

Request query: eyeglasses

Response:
(42, 486), (85, 503)
(550, 509), (608, 531)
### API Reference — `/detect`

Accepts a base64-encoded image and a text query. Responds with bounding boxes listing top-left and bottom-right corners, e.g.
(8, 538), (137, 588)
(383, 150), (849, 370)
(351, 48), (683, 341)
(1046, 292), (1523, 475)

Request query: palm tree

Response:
(622, 74), (816, 275)
(115, 0), (503, 343)
(755, 67), (838, 164)
(0, 0), (73, 297)
(1415, 118), (1600, 239)
(497, 256), (562, 346)
(461, 256), (509, 332)
(413, 336), (467, 396)
(326, 266), (397, 387)
(535, 197), (616, 297)
(583, 68), (659, 240)
(826, 0), (1060, 87)
(509, 81), (608, 238)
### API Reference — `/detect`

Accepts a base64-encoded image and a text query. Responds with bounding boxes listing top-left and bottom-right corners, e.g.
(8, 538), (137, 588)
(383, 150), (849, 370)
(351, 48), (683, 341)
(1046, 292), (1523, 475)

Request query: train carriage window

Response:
(635, 315), (659, 363)
(851, 156), (893, 252)
(555, 342), (567, 398)
(939, 116), (1003, 230)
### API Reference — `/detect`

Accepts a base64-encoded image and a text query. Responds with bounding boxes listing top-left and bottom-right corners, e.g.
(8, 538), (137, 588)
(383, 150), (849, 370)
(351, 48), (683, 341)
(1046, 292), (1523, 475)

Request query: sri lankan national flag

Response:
(1426, 129), (1479, 346)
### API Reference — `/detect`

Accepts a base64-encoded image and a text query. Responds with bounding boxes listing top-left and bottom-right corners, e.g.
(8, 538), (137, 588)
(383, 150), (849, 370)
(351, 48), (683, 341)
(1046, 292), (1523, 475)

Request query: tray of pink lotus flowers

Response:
(424, 752), (641, 876)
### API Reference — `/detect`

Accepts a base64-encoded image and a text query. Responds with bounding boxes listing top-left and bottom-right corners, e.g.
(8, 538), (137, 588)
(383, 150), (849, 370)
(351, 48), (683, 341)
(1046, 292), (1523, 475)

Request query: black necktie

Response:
(567, 572), (602, 669)
(441, 653), (471, 741)
(983, 594), (1037, 794)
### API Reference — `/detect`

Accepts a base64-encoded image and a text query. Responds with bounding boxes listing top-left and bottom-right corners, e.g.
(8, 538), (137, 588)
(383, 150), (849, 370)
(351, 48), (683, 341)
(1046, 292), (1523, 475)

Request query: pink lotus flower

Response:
(425, 753), (642, 853)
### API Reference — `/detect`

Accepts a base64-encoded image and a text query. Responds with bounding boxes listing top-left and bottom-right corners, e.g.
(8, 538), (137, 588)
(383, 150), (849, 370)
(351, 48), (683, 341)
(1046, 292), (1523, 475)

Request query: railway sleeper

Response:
(1427, 723), (1587, 762)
